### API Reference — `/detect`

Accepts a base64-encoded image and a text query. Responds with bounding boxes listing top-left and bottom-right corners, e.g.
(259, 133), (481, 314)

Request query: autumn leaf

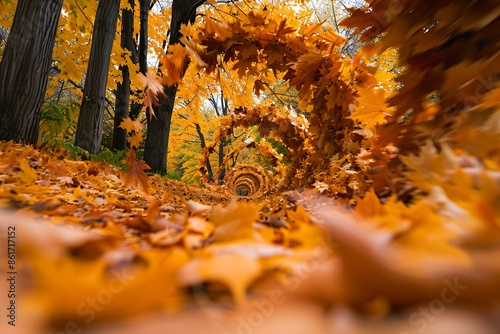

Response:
(160, 43), (189, 87)
(127, 132), (143, 149)
(138, 72), (164, 96)
(178, 253), (262, 304)
(253, 79), (265, 97)
(19, 158), (37, 184)
(210, 200), (261, 242)
(347, 86), (390, 130)
(354, 188), (385, 218)
(138, 72), (165, 118)
(124, 150), (150, 194)
(119, 117), (143, 133)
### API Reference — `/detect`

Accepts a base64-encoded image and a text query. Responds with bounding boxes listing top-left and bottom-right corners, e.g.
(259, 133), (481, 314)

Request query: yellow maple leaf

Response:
(210, 200), (261, 242)
(348, 86), (390, 130)
(19, 158), (37, 184)
(119, 117), (143, 133)
(354, 188), (386, 218)
(178, 253), (261, 304)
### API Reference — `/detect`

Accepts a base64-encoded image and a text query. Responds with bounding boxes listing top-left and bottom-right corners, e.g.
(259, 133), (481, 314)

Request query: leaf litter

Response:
(0, 141), (499, 334)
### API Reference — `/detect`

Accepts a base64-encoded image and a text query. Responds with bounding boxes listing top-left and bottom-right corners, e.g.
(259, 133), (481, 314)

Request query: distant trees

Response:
(0, 0), (63, 144)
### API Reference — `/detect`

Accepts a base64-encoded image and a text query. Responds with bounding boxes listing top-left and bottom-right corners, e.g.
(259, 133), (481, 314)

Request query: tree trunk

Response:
(74, 0), (120, 154)
(209, 92), (229, 183)
(194, 122), (213, 182)
(144, 85), (176, 173)
(218, 139), (226, 184)
(0, 0), (63, 144)
(143, 0), (205, 173)
(113, 0), (135, 151)
(139, 0), (150, 75)
(129, 0), (150, 121)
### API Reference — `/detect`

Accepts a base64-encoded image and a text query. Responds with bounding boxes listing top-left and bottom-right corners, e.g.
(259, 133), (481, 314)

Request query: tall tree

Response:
(129, 0), (150, 121)
(0, 0), (63, 144)
(143, 0), (206, 173)
(138, 0), (150, 75)
(74, 0), (120, 154)
(113, 0), (137, 151)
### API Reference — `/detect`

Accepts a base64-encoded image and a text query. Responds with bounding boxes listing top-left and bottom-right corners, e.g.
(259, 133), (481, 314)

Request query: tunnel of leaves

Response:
(199, 105), (308, 194)
(223, 163), (269, 197)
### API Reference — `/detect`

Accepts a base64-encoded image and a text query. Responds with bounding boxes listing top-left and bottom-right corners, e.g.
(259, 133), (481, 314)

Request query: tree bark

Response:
(113, 0), (135, 151)
(218, 139), (226, 184)
(74, 0), (120, 154)
(129, 0), (150, 121)
(139, 0), (150, 75)
(194, 122), (213, 182)
(0, 0), (63, 144)
(209, 91), (229, 183)
(144, 0), (206, 173)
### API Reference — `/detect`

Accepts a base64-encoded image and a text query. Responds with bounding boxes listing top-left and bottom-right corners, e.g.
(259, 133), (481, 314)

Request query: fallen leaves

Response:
(0, 141), (499, 334)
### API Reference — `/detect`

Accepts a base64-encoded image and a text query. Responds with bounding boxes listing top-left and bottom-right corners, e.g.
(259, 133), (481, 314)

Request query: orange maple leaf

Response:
(124, 150), (150, 194)
(160, 43), (189, 87)
(138, 72), (164, 96)
(138, 72), (165, 119)
(127, 133), (143, 149)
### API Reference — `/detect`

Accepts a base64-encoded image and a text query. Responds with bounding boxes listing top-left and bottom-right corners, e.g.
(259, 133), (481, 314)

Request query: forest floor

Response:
(0, 142), (499, 334)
